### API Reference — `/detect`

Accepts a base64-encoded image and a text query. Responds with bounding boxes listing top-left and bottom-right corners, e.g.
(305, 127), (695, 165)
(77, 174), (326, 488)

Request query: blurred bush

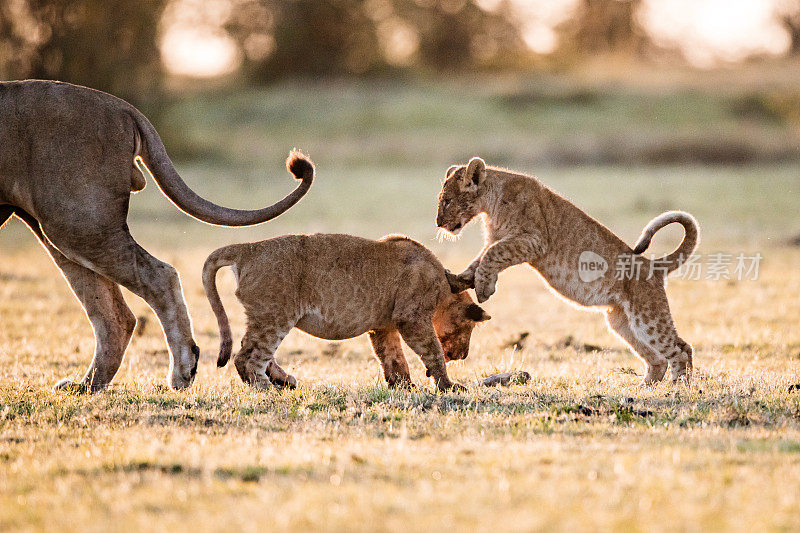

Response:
(0, 0), (166, 108)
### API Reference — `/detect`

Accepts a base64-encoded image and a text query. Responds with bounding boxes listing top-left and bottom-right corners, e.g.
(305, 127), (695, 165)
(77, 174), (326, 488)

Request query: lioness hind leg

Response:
(51, 250), (136, 392)
(606, 307), (667, 384)
(234, 327), (296, 390)
(42, 224), (200, 390)
(368, 329), (412, 388)
(19, 214), (136, 392)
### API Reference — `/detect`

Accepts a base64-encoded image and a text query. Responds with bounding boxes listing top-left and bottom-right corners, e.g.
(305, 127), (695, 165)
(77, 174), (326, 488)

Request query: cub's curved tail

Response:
(130, 108), (314, 226)
(632, 211), (700, 273)
(202, 246), (242, 367)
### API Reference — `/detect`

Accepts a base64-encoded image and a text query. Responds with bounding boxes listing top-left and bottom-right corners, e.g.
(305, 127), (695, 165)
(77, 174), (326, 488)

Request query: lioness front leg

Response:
(397, 321), (464, 392)
(369, 329), (413, 388)
(474, 234), (545, 303)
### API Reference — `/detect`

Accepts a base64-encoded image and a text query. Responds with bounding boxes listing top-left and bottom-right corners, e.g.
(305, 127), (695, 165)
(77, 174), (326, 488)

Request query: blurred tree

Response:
(388, 0), (529, 72)
(777, 0), (800, 56)
(225, 0), (531, 81)
(0, 0), (167, 106)
(226, 0), (385, 81)
(555, 0), (649, 59)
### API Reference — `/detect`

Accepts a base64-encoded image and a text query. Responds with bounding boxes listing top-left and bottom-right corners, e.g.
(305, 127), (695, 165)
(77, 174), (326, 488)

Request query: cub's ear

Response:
(446, 269), (472, 293)
(459, 157), (486, 191)
(465, 303), (491, 322)
(446, 165), (460, 179)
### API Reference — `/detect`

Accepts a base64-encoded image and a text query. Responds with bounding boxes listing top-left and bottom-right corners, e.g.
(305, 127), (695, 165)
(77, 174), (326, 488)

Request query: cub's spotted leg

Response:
(474, 234), (546, 303)
(670, 338), (693, 383)
(640, 323), (692, 384)
(396, 321), (462, 392)
(234, 326), (297, 390)
(623, 290), (693, 384)
(368, 329), (413, 388)
(606, 307), (667, 384)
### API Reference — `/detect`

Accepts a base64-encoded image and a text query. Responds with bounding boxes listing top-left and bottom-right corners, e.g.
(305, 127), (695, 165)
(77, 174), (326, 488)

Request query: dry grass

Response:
(2, 243), (800, 532)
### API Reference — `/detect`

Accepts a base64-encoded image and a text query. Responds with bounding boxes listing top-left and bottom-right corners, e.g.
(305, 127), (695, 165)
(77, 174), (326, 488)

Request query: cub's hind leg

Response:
(669, 338), (693, 383)
(234, 323), (297, 390)
(606, 307), (667, 384)
(369, 328), (412, 388)
(622, 288), (693, 384)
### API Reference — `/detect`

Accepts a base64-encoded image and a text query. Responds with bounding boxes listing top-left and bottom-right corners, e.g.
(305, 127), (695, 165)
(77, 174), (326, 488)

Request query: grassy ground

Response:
(1, 244), (800, 531)
(1, 81), (800, 531)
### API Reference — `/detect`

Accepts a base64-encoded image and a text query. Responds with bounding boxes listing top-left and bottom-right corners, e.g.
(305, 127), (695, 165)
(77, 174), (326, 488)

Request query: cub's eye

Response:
(442, 198), (451, 207)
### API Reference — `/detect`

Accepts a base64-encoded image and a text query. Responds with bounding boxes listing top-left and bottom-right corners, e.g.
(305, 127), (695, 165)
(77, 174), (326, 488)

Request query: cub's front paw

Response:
(387, 375), (415, 389)
(643, 362), (667, 385)
(670, 362), (691, 385)
(445, 269), (475, 293)
(448, 382), (468, 393)
(457, 269), (476, 288)
(432, 376), (467, 393)
(474, 275), (497, 303)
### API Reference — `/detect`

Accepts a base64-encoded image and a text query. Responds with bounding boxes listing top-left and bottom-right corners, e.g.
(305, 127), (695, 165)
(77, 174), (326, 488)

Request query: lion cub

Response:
(202, 234), (490, 391)
(437, 157), (699, 384)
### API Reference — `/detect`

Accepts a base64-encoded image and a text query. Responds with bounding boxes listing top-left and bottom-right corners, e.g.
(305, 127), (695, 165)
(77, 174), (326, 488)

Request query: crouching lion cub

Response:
(437, 157), (699, 384)
(202, 234), (490, 391)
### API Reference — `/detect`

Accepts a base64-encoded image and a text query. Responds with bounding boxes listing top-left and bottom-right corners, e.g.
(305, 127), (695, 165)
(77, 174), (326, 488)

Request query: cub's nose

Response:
(436, 213), (444, 227)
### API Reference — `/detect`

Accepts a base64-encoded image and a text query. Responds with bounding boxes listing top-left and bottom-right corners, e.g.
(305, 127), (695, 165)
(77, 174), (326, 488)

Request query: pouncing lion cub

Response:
(437, 157), (699, 384)
(203, 234), (490, 391)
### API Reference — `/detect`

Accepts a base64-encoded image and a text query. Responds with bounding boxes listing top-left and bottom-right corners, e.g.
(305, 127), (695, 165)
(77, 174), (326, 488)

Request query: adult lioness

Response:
(0, 80), (314, 391)
(202, 234), (490, 391)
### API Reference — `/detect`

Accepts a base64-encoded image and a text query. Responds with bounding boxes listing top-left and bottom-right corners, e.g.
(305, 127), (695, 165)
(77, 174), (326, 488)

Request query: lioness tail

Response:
(202, 246), (241, 367)
(130, 106), (314, 226)
(632, 211), (700, 272)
